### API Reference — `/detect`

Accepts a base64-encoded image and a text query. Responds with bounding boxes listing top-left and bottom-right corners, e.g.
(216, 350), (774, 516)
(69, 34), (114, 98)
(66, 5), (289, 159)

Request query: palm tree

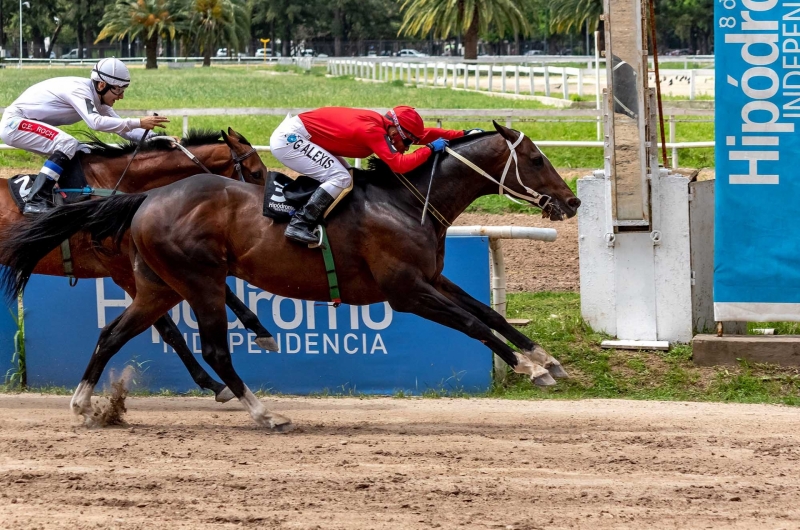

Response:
(550, 0), (602, 34)
(188, 0), (249, 66)
(96, 0), (184, 69)
(399, 0), (529, 60)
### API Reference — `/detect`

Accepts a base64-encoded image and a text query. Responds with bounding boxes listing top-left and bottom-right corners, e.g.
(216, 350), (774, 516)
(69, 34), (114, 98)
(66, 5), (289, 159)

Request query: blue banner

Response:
(715, 0), (800, 321)
(22, 236), (492, 394)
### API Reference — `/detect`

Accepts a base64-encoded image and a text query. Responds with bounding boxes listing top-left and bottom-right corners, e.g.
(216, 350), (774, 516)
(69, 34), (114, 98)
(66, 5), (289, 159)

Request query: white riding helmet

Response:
(90, 58), (131, 87)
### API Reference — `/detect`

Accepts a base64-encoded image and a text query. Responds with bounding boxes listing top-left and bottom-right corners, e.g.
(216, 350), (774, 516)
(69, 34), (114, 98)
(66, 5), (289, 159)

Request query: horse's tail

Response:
(0, 193), (147, 302)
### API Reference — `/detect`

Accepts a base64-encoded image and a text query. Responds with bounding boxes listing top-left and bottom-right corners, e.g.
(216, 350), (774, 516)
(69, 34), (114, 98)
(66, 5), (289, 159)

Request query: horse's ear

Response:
(229, 127), (251, 145)
(220, 130), (230, 144)
(492, 120), (517, 143)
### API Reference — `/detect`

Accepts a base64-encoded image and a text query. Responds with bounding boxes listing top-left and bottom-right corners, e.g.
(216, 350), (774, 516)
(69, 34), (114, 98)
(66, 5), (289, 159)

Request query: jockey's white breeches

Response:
(269, 114), (352, 198)
(0, 107), (80, 161)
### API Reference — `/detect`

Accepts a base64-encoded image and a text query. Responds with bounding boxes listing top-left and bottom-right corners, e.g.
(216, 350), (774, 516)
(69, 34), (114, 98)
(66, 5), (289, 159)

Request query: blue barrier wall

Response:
(22, 236), (492, 394)
(715, 3), (800, 321)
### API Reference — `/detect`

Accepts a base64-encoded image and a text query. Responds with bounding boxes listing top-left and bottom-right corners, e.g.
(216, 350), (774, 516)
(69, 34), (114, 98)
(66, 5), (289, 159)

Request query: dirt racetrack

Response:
(1, 395), (799, 529)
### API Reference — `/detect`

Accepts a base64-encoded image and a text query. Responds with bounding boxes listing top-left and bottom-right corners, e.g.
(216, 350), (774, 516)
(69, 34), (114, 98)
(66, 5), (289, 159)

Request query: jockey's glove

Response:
(427, 137), (449, 153)
(463, 128), (485, 135)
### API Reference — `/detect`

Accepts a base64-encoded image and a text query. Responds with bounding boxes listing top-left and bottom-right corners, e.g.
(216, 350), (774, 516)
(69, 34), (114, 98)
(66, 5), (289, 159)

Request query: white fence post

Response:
(578, 68), (583, 97)
(407, 61), (411, 83)
(183, 114), (189, 137)
(529, 65), (535, 94)
(505, 115), (512, 128)
(690, 69), (696, 100)
(443, 62), (448, 85)
(562, 69), (568, 99)
(416, 63), (420, 85)
(501, 65), (507, 93)
(464, 63), (469, 89)
(452, 64), (458, 88)
(488, 63), (493, 92)
(475, 64), (480, 90)
(433, 63), (438, 86)
(670, 115), (678, 168)
(544, 64), (550, 96)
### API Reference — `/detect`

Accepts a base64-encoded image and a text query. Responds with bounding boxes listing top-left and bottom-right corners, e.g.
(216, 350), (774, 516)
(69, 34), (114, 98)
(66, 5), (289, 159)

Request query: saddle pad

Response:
(262, 171), (321, 222)
(6, 159), (89, 213)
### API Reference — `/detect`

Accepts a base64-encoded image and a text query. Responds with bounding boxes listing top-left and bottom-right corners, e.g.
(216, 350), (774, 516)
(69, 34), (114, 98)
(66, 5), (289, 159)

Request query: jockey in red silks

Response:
(269, 105), (481, 244)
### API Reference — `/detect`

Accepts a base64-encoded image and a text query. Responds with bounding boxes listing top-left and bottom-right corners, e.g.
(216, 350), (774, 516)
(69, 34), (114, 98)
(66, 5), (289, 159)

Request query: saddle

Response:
(7, 157), (90, 213)
(262, 171), (353, 222)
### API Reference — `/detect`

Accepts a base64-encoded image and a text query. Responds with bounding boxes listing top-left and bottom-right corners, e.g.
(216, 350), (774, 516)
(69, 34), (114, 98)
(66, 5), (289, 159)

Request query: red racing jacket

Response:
(298, 107), (464, 174)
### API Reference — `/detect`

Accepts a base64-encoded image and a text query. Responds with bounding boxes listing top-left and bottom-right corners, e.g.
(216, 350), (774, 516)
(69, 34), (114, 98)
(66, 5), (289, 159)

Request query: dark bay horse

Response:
(0, 122), (580, 430)
(0, 128), (275, 401)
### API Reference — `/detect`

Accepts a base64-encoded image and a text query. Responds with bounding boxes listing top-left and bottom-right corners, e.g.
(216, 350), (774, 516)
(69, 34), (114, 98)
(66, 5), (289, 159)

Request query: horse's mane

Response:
(78, 129), (225, 158)
(358, 130), (498, 186)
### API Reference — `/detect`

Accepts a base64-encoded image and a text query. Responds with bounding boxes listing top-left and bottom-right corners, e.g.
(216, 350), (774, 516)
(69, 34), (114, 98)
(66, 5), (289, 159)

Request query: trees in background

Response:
(399, 0), (529, 59)
(96, 0), (184, 68)
(0, 0), (715, 60)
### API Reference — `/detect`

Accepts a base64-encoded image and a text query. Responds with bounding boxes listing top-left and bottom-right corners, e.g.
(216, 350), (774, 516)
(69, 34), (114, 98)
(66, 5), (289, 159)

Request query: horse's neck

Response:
(404, 144), (501, 229)
(81, 144), (232, 191)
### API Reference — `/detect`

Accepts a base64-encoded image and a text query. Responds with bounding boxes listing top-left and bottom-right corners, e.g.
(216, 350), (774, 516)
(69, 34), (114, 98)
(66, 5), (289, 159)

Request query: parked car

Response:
(61, 48), (87, 59)
(255, 49), (272, 58)
(300, 49), (316, 57)
(524, 49), (543, 56)
(396, 49), (428, 57)
(216, 48), (248, 58)
(667, 48), (692, 56)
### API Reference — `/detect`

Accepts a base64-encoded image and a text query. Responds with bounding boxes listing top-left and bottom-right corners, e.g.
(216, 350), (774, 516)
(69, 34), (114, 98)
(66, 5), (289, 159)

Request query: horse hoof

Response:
(215, 386), (235, 403)
(255, 336), (280, 352)
(268, 414), (293, 433)
(533, 372), (557, 387)
(547, 361), (570, 379)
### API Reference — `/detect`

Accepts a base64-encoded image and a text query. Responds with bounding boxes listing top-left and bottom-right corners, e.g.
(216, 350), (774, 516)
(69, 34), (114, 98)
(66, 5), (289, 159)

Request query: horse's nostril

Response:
(567, 197), (581, 209)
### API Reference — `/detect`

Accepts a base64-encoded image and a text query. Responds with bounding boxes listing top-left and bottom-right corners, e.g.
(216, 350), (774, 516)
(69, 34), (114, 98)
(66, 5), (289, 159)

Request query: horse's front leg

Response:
(383, 275), (556, 387)
(224, 285), (279, 351)
(434, 275), (569, 379)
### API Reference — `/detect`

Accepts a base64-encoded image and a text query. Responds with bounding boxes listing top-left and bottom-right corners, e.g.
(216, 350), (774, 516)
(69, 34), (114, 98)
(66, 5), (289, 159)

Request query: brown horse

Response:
(1, 128), (274, 401)
(1, 122), (580, 430)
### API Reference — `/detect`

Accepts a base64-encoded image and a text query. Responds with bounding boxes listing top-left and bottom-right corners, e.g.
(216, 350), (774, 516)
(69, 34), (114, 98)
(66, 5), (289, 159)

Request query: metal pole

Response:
(595, 31), (601, 140)
(490, 238), (507, 382)
(18, 0), (22, 68)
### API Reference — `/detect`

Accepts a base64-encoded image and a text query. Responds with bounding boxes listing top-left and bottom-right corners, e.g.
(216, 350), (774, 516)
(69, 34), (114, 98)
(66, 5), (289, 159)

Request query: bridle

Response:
(444, 131), (553, 211)
(394, 131), (556, 226)
(230, 146), (258, 182)
(160, 138), (259, 182)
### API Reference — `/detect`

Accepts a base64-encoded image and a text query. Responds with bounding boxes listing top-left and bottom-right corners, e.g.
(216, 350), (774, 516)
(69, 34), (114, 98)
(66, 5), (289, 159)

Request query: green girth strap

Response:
(317, 226), (341, 307)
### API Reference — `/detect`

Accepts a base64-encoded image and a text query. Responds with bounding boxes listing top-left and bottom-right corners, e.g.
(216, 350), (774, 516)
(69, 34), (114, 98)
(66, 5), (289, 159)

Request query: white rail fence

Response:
(327, 58), (715, 102)
(0, 107), (714, 168)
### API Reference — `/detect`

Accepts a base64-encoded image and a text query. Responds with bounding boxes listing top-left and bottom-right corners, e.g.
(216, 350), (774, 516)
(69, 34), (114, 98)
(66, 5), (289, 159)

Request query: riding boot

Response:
(22, 172), (57, 216)
(23, 151), (69, 216)
(284, 187), (336, 245)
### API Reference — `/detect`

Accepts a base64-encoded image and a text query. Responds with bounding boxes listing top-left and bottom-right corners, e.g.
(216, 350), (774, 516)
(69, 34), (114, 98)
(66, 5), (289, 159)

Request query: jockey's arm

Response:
(69, 84), (143, 139)
(418, 128), (464, 145)
(104, 106), (152, 142)
(368, 132), (434, 174)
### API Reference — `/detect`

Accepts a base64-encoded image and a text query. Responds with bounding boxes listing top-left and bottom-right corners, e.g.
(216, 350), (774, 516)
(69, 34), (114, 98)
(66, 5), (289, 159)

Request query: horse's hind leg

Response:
(183, 281), (292, 431)
(110, 271), (234, 401)
(383, 275), (555, 387)
(225, 285), (279, 352)
(152, 316), (234, 402)
(434, 275), (568, 379)
(70, 283), (183, 426)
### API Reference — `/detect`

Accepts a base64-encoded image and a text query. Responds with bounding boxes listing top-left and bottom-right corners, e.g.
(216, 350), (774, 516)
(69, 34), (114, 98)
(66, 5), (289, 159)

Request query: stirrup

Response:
(308, 226), (326, 249)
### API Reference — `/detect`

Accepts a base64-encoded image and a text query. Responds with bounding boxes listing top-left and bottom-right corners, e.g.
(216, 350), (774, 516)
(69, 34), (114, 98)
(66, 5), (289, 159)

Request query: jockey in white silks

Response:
(0, 58), (169, 215)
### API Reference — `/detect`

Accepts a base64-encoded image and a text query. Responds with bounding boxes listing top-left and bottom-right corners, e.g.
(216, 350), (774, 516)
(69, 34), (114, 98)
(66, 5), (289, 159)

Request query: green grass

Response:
(0, 66), (714, 172)
(5, 292), (798, 406)
(490, 292), (800, 405)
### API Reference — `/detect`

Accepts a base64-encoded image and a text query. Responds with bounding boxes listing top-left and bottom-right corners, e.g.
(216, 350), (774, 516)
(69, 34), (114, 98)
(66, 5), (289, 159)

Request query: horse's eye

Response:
(531, 155), (544, 168)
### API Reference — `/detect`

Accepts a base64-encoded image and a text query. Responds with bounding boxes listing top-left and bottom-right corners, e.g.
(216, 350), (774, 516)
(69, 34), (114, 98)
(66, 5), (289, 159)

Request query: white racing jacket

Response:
(4, 77), (150, 142)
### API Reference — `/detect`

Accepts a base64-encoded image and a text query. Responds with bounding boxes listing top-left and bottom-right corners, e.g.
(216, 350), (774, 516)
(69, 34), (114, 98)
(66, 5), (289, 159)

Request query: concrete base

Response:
(692, 334), (800, 367)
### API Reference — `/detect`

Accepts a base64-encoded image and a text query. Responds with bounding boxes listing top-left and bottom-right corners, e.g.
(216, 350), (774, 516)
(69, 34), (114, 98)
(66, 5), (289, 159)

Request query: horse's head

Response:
(491, 121), (580, 221)
(221, 127), (267, 185)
